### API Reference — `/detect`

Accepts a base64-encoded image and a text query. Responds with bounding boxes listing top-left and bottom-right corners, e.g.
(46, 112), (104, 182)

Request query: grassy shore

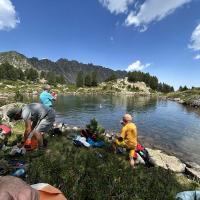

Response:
(0, 121), (199, 200)
(0, 79), (153, 106)
(166, 89), (200, 106)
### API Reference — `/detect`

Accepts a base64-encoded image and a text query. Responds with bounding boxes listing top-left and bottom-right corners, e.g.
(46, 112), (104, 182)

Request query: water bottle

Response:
(12, 168), (26, 177)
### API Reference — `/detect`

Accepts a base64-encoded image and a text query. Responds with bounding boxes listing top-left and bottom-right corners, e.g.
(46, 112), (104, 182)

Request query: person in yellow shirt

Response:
(113, 114), (138, 168)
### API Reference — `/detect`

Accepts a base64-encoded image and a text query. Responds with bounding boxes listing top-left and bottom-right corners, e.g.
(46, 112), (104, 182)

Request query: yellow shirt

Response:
(120, 122), (137, 149)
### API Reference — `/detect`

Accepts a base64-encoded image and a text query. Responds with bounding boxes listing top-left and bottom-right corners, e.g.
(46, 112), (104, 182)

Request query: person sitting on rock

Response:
(113, 114), (138, 168)
(7, 103), (55, 149)
(39, 85), (57, 108)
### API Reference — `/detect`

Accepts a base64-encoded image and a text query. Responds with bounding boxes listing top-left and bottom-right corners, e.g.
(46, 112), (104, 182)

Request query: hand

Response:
(0, 176), (39, 200)
(118, 137), (123, 142)
(17, 142), (24, 148)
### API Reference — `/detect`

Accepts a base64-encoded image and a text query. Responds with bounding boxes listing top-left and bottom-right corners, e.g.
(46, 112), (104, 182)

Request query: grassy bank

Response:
(1, 122), (199, 200)
(166, 89), (200, 105)
(0, 79), (153, 105)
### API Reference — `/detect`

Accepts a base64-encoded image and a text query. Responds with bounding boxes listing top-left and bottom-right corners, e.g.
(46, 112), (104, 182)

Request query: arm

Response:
(22, 120), (32, 142)
(51, 92), (57, 101)
(0, 176), (39, 200)
(47, 92), (56, 101)
(118, 126), (126, 141)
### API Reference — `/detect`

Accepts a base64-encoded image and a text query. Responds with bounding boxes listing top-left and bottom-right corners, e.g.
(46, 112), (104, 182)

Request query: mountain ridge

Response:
(0, 51), (127, 83)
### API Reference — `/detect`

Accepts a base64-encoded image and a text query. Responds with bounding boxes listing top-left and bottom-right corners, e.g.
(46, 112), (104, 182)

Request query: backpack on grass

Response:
(135, 144), (154, 167)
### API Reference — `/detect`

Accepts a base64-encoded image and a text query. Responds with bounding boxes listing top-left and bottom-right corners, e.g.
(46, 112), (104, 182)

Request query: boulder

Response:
(0, 102), (25, 121)
(174, 98), (181, 101)
(190, 99), (200, 107)
(185, 162), (200, 182)
(146, 148), (186, 173)
(32, 91), (38, 95)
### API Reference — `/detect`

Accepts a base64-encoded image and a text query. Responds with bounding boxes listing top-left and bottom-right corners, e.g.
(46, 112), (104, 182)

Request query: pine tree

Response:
(91, 71), (98, 86)
(26, 68), (38, 81)
(85, 74), (91, 87)
(46, 71), (56, 85)
(56, 75), (66, 84)
(40, 71), (46, 79)
(105, 73), (117, 82)
(76, 72), (84, 87)
(16, 68), (25, 81)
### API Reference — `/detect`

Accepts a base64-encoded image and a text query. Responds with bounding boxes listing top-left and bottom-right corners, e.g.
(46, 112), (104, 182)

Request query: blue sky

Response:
(0, 0), (200, 88)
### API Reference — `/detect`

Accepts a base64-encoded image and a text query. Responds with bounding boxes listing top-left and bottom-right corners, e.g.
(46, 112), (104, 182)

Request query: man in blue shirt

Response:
(39, 85), (56, 108)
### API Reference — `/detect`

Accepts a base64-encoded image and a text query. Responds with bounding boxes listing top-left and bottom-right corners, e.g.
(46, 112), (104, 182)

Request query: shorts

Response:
(34, 109), (55, 133)
(115, 139), (136, 158)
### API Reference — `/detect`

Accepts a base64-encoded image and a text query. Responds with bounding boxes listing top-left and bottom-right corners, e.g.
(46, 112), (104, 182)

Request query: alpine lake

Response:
(54, 94), (200, 164)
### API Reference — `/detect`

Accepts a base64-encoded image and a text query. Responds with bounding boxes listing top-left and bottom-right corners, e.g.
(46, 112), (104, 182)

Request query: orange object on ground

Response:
(24, 136), (38, 150)
(31, 183), (67, 200)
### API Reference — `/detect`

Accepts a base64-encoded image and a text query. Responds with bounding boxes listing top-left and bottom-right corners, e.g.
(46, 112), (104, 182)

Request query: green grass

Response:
(167, 89), (200, 103)
(1, 119), (199, 200)
(24, 136), (199, 200)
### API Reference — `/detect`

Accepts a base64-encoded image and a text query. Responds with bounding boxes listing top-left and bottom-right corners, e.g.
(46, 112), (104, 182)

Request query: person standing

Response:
(39, 85), (57, 108)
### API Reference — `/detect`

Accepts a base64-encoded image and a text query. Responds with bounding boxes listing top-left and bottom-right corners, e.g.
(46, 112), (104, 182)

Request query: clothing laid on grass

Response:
(116, 122), (137, 157)
(176, 191), (200, 200)
(31, 183), (67, 200)
(40, 91), (54, 108)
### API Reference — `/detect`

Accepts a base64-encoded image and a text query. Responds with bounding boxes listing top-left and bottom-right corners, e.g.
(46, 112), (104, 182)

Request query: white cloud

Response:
(194, 54), (200, 60)
(126, 60), (151, 71)
(99, 0), (134, 14)
(189, 24), (200, 51)
(0, 0), (20, 30)
(125, 0), (191, 29)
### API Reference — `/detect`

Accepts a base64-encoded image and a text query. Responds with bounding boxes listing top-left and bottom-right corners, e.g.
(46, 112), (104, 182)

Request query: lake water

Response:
(55, 95), (200, 164)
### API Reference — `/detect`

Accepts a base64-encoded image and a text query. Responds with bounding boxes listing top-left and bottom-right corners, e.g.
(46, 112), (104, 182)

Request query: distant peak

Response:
(56, 58), (68, 63)
(0, 50), (25, 57)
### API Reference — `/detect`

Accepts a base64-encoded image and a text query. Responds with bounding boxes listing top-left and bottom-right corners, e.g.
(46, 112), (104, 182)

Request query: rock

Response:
(73, 126), (79, 131)
(0, 102), (25, 121)
(190, 99), (200, 107)
(174, 98), (181, 101)
(185, 162), (200, 181)
(6, 85), (15, 89)
(32, 91), (38, 95)
(146, 148), (186, 173)
(133, 82), (150, 94)
(179, 100), (184, 104)
(186, 162), (200, 169)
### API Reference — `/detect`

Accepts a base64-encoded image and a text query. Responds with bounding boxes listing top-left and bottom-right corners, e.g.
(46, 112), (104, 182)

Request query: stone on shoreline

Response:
(189, 99), (200, 107)
(0, 102), (25, 121)
(185, 162), (200, 182)
(146, 148), (186, 173)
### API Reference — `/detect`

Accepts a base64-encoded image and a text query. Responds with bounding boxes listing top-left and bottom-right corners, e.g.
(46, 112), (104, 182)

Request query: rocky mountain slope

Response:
(0, 51), (126, 83)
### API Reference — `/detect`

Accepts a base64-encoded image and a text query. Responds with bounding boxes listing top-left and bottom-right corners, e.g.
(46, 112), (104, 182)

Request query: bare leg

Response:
(129, 157), (135, 168)
(112, 141), (117, 153)
(33, 131), (43, 147)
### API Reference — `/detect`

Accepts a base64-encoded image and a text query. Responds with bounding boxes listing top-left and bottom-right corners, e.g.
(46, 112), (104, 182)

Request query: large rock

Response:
(185, 162), (200, 182)
(146, 148), (186, 173)
(189, 99), (200, 107)
(0, 102), (25, 120)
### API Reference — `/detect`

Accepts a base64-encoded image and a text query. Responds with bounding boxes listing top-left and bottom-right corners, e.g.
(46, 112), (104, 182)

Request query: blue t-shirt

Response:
(39, 91), (54, 107)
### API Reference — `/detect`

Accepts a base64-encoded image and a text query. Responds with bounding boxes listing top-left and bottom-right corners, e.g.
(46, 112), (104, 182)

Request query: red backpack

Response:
(0, 124), (11, 136)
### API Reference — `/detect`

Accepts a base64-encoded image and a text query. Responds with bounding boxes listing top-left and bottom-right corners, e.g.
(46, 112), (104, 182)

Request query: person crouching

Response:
(7, 103), (55, 149)
(113, 114), (138, 168)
